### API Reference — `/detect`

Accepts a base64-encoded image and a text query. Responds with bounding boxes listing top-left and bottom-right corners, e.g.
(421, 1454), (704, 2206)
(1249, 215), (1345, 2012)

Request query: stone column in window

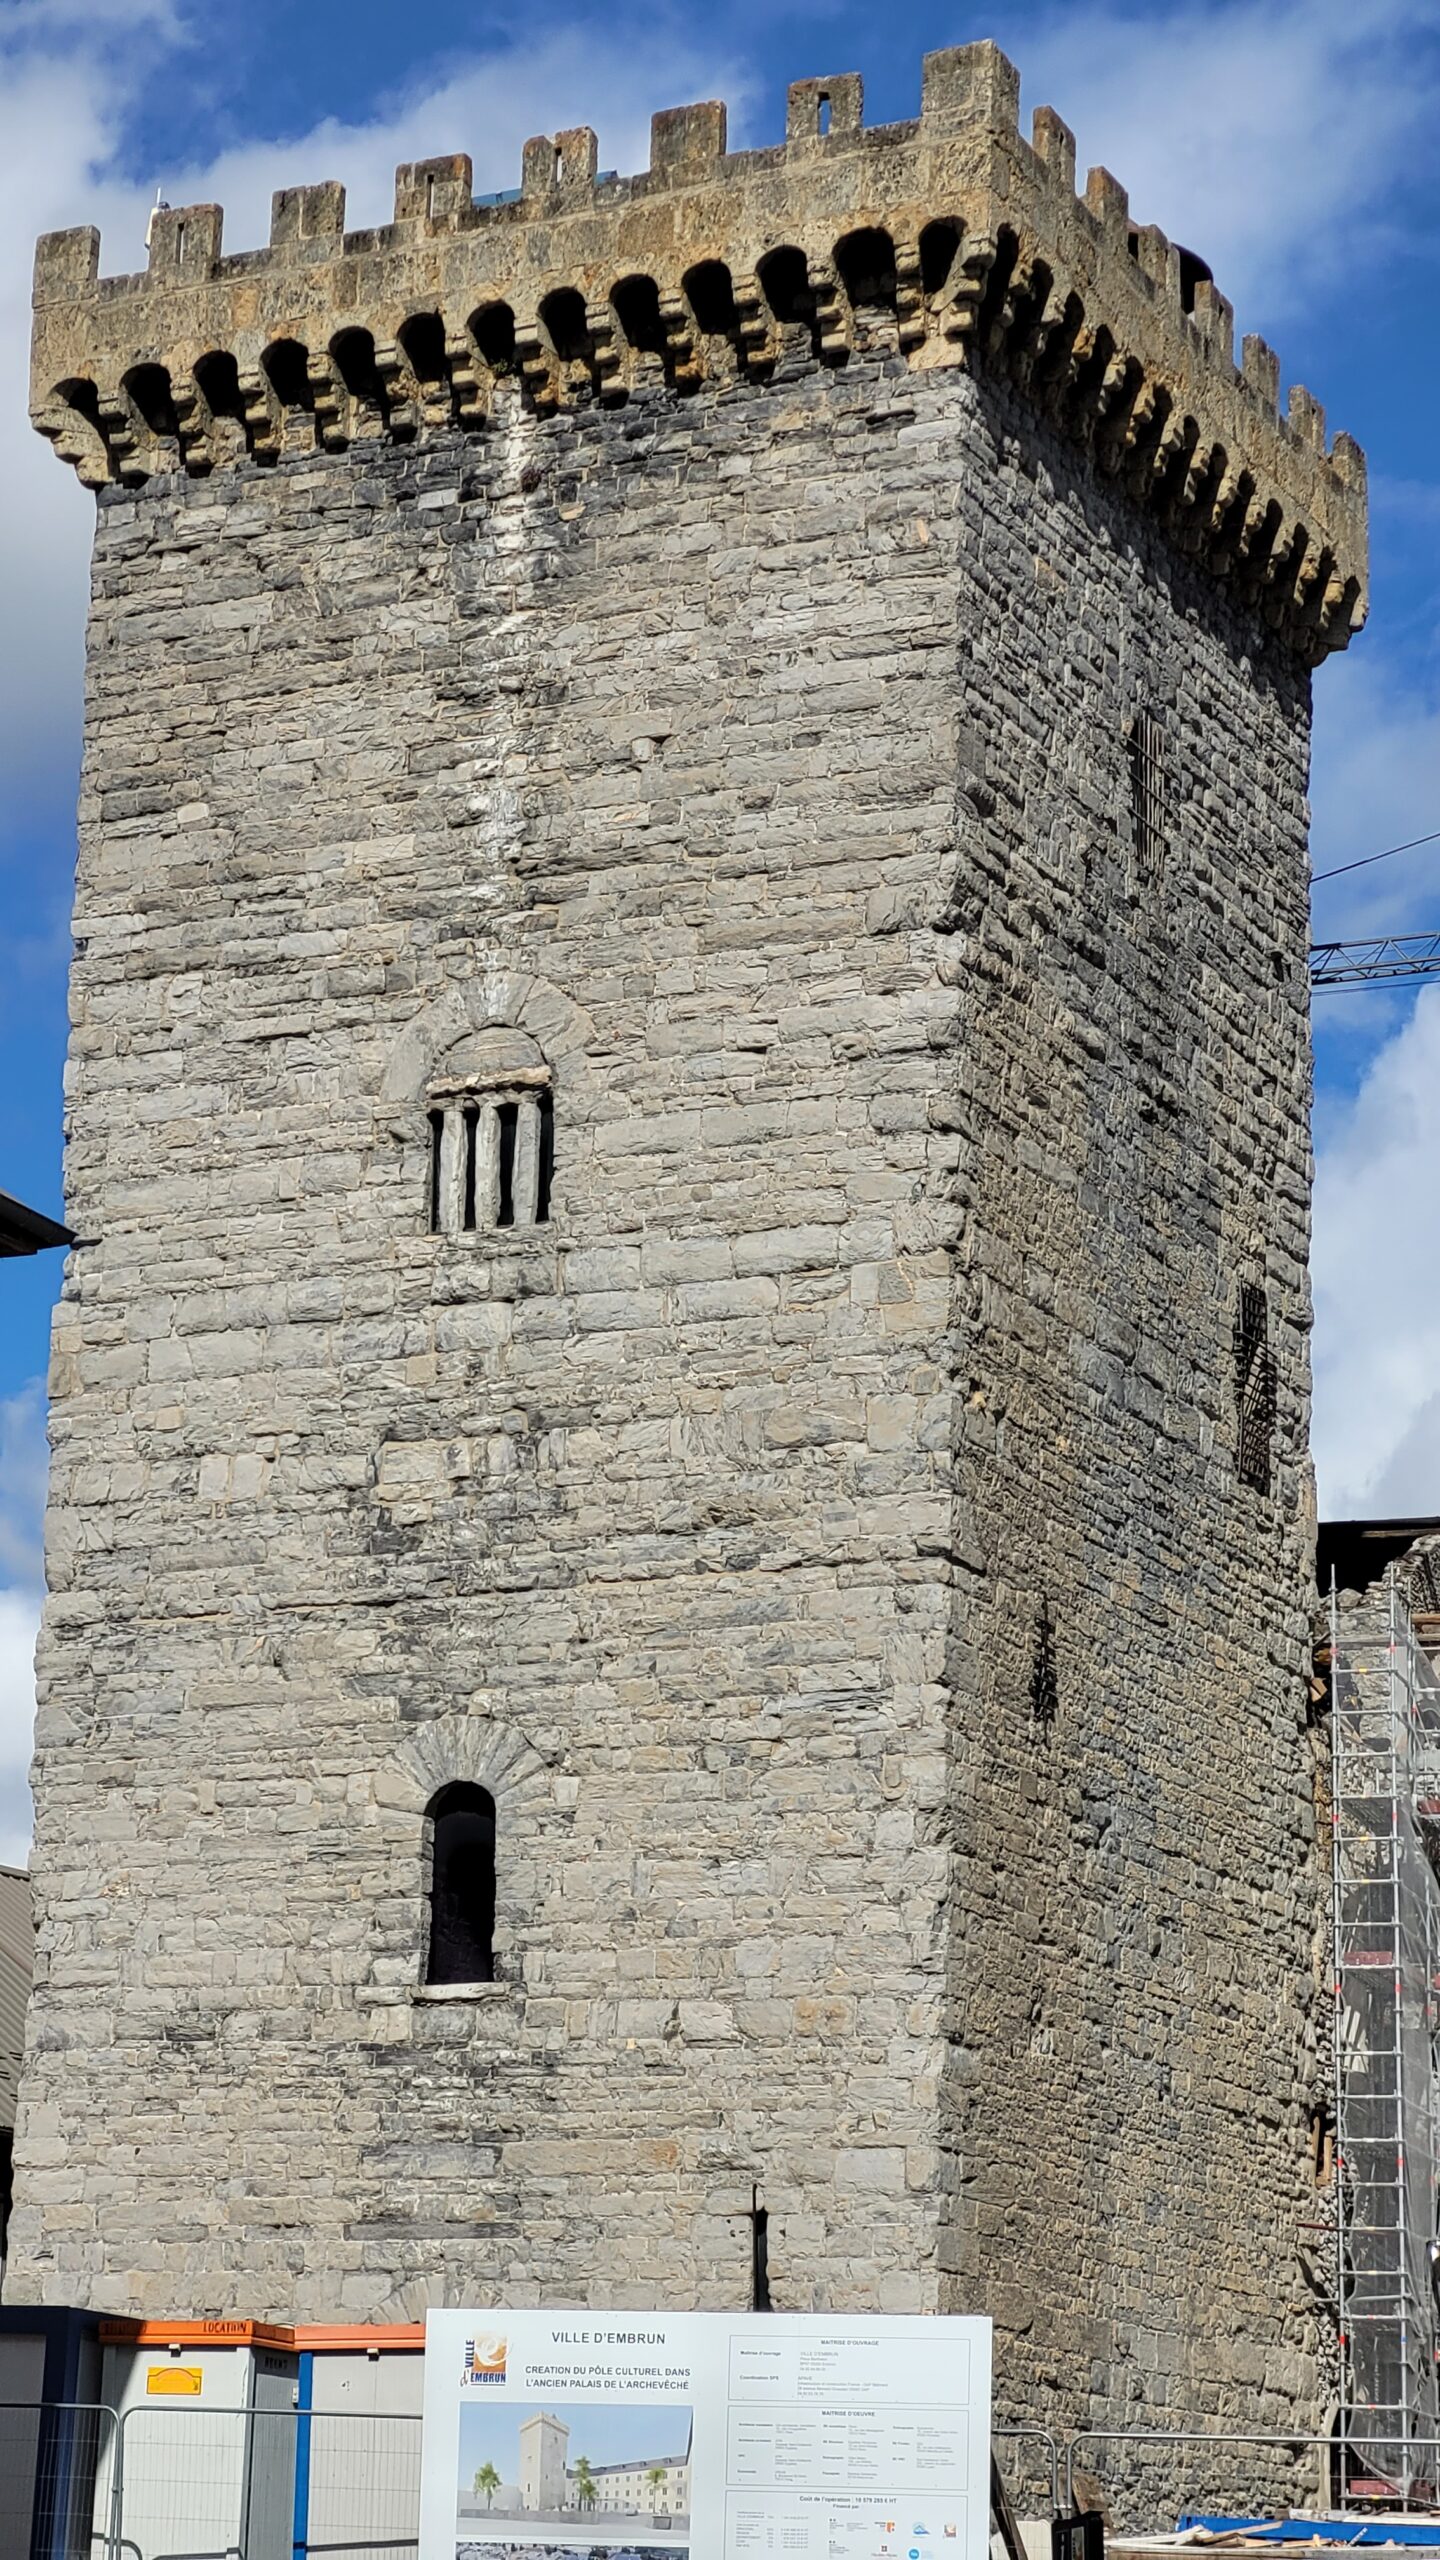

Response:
(513, 1093), (542, 1228)
(438, 1104), (466, 1238)
(474, 1098), (501, 1230)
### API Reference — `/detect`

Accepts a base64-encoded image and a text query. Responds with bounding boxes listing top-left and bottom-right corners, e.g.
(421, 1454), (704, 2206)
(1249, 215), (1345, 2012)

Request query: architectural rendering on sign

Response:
(455, 2403), (693, 2532)
(11, 34), (1364, 2488)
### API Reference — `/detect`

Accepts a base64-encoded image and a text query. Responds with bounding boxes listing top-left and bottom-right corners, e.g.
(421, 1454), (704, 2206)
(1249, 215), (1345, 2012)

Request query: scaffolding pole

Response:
(1331, 1570), (1348, 2501)
(1332, 1568), (1440, 2503)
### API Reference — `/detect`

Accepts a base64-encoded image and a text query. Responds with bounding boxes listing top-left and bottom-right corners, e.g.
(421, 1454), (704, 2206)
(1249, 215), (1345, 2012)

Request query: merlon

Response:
(29, 40), (1364, 661)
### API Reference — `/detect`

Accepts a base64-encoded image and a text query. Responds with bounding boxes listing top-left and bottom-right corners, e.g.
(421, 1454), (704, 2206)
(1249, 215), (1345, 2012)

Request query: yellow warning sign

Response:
(146, 2366), (202, 2396)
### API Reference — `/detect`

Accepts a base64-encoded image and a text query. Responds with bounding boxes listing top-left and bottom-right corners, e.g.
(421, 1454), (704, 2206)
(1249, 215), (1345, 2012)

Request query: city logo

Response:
(463, 2334), (508, 2386)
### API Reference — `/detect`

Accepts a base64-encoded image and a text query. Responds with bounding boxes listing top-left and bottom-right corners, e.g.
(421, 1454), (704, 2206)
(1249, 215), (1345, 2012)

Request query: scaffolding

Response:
(1332, 1570), (1440, 2500)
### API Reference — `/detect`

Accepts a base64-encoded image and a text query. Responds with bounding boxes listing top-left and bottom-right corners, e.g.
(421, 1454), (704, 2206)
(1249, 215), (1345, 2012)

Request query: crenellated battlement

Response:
(30, 39), (1365, 661)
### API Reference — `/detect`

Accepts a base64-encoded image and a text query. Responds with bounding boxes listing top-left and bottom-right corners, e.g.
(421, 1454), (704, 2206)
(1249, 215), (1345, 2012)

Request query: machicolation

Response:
(33, 40), (1364, 665)
(14, 28), (1364, 2489)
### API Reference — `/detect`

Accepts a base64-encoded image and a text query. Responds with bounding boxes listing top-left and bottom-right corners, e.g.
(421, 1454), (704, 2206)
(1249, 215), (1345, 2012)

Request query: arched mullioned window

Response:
(426, 1026), (554, 1237)
(425, 1783), (497, 1985)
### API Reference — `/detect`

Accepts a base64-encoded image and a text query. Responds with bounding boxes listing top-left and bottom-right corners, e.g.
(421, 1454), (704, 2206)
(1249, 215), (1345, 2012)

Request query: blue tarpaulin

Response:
(1177, 2522), (1440, 2545)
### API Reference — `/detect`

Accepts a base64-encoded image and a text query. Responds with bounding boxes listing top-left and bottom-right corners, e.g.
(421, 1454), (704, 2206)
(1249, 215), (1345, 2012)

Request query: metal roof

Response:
(1319, 1517), (1440, 1600)
(0, 1190), (70, 1258)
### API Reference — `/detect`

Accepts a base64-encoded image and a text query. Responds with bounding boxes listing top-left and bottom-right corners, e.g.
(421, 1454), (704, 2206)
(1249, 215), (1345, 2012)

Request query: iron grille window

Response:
(1129, 706), (1166, 879)
(1234, 1280), (1277, 1493)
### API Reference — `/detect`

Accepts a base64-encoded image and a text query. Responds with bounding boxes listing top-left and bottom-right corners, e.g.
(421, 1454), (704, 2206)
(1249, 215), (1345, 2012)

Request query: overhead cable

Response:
(1313, 827), (1440, 884)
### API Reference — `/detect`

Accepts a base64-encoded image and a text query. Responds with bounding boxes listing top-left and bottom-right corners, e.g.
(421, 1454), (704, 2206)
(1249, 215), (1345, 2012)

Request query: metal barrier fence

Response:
(0, 2400), (422, 2560)
(0, 2399), (116, 2560)
(1061, 2425), (1440, 2518)
(4, 2403), (1062, 2560)
(297, 2404), (424, 2555)
(993, 2423), (1061, 2518)
(103, 2403), (424, 2560)
(16, 2400), (1440, 2560)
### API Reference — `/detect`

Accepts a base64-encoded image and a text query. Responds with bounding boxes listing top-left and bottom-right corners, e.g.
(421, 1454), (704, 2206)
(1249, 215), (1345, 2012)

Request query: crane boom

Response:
(1310, 932), (1440, 989)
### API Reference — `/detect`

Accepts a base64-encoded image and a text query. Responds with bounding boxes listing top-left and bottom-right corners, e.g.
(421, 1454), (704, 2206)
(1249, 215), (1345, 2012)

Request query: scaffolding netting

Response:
(1333, 1573), (1440, 2501)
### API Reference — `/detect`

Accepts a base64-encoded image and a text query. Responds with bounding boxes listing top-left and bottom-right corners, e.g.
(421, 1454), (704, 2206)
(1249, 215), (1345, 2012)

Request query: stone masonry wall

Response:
(939, 387), (1320, 2454)
(11, 337), (1320, 2459)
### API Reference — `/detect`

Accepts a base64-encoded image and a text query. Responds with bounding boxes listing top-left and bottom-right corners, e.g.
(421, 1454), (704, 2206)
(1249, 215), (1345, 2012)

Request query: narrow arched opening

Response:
(123, 363), (180, 442)
(262, 337), (312, 409)
(193, 349), (245, 425)
(919, 219), (962, 302)
(683, 260), (738, 337)
(331, 327), (387, 413)
(55, 374), (102, 425)
(398, 310), (448, 389)
(611, 273), (666, 359)
(757, 245), (813, 329)
(1176, 245), (1213, 315)
(470, 302), (517, 376)
(425, 1783), (497, 1985)
(425, 1026), (554, 1236)
(41, 378), (112, 485)
(539, 287), (591, 365)
(834, 227), (897, 311)
(977, 228), (1020, 343)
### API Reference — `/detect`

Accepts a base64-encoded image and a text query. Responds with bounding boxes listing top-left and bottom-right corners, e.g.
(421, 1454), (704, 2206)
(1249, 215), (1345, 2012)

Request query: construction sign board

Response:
(420, 2310), (991, 2560)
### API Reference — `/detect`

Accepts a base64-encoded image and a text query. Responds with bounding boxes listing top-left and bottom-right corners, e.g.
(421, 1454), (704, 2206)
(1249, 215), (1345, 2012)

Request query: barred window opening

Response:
(1129, 706), (1166, 880)
(1235, 1279), (1277, 1493)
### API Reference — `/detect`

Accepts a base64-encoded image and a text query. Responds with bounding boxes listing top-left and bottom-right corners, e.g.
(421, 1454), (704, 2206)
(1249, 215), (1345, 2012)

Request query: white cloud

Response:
(1310, 650), (1440, 941)
(5, 0), (1433, 821)
(0, 1381), (47, 1590)
(1305, 627), (1440, 1498)
(0, 1382), (47, 1872)
(1312, 988), (1440, 1515)
(6, 0), (1440, 1575)
(1022, 0), (1440, 332)
(1009, 1), (1440, 1526)
(0, 3), (754, 825)
(1307, 642), (1440, 1118)
(0, 3), (200, 830)
(0, 1593), (39, 1873)
(124, 27), (757, 262)
(0, 1), (756, 1871)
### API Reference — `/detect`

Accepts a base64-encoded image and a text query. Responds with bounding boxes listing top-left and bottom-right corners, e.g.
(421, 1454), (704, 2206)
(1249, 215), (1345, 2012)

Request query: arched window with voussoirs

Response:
(425, 1026), (554, 1237)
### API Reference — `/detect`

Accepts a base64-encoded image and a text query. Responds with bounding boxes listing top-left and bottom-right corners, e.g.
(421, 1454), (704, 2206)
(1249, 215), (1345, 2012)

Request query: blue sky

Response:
(2, 0), (1440, 1855)
(458, 2400), (693, 2481)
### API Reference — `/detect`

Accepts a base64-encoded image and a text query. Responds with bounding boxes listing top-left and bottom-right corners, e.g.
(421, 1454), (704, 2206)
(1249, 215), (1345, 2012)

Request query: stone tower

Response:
(15, 37), (1365, 2462)
(519, 2411), (569, 2513)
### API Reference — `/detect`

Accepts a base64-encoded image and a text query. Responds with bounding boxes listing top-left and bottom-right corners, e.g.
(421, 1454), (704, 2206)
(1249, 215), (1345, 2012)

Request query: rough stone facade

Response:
(14, 40), (1363, 2468)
